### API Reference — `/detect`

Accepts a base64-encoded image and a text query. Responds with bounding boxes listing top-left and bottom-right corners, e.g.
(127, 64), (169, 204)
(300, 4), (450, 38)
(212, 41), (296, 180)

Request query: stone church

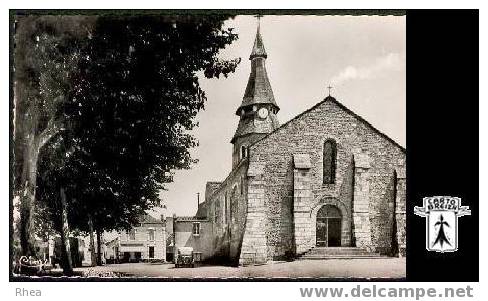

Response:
(192, 24), (406, 266)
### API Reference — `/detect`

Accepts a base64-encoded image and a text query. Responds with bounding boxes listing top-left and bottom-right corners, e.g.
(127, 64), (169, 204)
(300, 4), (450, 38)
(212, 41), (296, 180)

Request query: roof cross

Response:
(327, 85), (333, 96)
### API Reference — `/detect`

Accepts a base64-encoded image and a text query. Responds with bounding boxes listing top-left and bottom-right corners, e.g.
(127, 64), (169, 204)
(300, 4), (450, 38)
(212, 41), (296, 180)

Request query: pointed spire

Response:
(231, 16), (280, 144)
(235, 16), (279, 115)
(250, 16), (267, 59)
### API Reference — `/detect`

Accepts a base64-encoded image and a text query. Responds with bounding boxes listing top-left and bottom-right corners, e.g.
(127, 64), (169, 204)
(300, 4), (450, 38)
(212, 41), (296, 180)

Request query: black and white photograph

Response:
(7, 7), (479, 295)
(10, 11), (407, 279)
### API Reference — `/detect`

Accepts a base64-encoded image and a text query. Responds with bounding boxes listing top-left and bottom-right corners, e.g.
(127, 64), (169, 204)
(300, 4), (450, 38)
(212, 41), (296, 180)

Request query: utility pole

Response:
(197, 192), (200, 210)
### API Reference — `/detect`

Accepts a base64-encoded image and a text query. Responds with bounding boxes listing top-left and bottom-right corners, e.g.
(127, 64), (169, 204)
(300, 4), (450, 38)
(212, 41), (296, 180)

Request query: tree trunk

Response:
(18, 122), (59, 257)
(96, 229), (103, 266)
(88, 216), (97, 267)
(19, 136), (39, 257)
(59, 187), (73, 275)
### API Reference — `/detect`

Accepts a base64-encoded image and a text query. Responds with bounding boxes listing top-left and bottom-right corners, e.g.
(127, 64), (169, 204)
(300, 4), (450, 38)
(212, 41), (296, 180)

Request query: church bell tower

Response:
(231, 18), (280, 169)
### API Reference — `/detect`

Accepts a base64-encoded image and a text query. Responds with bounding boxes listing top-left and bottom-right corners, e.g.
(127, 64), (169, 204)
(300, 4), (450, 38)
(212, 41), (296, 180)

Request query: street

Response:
(74, 258), (406, 279)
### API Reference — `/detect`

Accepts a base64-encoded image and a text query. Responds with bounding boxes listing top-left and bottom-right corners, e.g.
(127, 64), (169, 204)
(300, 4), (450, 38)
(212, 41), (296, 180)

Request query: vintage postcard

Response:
(9, 9), (478, 286)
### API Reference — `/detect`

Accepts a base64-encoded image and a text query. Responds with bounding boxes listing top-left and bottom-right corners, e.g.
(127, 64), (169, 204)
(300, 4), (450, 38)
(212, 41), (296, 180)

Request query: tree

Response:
(13, 15), (95, 256)
(36, 134), (75, 274)
(64, 14), (240, 239)
(23, 14), (240, 274)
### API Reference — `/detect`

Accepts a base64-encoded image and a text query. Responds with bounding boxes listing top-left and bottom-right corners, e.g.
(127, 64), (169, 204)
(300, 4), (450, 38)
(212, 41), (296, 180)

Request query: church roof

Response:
(249, 96), (406, 153)
(236, 25), (279, 115)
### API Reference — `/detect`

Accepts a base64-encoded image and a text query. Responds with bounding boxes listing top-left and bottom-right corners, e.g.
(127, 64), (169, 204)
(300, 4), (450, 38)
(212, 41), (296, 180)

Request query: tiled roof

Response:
(138, 213), (163, 224)
(175, 216), (208, 222)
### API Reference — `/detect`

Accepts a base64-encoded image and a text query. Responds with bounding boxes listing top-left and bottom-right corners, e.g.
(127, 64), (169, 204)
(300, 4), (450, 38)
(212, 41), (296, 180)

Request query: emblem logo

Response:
(414, 196), (471, 253)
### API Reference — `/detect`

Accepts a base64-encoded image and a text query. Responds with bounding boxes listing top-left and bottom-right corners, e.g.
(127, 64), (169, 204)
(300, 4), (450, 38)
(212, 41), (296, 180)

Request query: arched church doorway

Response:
(316, 205), (342, 247)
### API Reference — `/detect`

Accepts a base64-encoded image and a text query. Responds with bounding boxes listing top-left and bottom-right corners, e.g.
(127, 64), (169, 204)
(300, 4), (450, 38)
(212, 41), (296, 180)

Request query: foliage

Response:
(32, 14), (240, 238)
(13, 15), (96, 256)
(13, 15), (95, 192)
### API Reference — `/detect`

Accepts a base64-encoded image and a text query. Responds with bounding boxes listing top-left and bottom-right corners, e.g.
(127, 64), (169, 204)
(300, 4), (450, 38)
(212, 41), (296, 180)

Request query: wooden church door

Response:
(316, 205), (342, 247)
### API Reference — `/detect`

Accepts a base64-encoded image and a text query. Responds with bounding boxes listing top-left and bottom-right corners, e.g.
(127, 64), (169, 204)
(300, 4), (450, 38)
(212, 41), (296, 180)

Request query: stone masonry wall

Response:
(203, 160), (248, 264)
(232, 134), (266, 169)
(395, 167), (407, 256)
(248, 98), (406, 258)
(353, 153), (372, 250)
(293, 154), (313, 255)
(239, 161), (268, 265)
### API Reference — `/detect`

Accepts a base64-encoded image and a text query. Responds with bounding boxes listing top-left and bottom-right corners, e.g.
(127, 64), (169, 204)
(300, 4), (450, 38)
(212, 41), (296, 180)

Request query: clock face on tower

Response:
(258, 107), (269, 119)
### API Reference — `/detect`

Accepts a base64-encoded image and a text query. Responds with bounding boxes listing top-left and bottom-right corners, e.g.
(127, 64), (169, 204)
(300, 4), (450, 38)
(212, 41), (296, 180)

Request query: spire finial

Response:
(255, 14), (262, 31)
(327, 85), (333, 97)
(249, 14), (267, 60)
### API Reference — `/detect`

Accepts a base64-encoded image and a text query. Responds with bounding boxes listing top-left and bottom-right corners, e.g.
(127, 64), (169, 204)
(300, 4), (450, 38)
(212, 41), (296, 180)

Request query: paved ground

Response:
(74, 258), (406, 279)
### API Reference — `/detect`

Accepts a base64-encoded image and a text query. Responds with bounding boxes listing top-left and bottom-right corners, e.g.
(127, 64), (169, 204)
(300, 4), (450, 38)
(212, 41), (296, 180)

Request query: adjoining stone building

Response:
(190, 24), (406, 265)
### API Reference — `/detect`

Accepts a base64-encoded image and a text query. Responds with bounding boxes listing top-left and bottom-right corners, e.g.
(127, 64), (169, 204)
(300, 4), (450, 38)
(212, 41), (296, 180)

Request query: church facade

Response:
(194, 25), (406, 266)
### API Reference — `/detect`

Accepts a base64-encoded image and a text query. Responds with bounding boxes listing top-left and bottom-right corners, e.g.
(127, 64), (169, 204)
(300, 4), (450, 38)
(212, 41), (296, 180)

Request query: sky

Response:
(159, 14), (406, 217)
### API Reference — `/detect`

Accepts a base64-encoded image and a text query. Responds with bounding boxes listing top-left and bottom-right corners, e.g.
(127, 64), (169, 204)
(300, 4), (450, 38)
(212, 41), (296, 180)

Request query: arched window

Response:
(231, 186), (238, 221)
(323, 139), (337, 184)
(240, 145), (247, 159)
(240, 175), (244, 195)
(224, 192), (228, 224)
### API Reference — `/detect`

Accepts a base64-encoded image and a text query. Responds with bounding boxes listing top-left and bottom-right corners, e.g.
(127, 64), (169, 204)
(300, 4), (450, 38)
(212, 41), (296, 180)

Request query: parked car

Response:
(175, 247), (194, 268)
